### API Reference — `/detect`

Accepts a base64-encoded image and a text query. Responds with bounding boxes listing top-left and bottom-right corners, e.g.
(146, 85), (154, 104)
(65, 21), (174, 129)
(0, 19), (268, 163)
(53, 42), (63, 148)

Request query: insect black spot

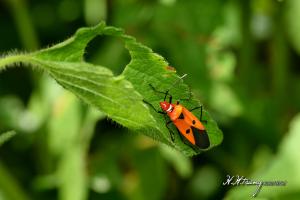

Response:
(179, 113), (184, 119)
(192, 120), (196, 125)
(186, 129), (190, 134)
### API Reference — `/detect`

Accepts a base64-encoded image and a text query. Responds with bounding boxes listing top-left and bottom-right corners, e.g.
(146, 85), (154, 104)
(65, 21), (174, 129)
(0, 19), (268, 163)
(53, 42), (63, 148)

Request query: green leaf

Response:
(0, 130), (16, 147)
(0, 22), (222, 156)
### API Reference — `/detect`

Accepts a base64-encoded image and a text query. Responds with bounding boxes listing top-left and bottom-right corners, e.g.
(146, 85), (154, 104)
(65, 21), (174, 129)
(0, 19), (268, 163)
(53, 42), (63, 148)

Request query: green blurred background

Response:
(1, 0), (300, 199)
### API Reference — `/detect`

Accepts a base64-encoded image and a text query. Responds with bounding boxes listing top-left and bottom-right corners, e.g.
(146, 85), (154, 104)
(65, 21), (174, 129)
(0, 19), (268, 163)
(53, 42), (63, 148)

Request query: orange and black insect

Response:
(144, 75), (210, 149)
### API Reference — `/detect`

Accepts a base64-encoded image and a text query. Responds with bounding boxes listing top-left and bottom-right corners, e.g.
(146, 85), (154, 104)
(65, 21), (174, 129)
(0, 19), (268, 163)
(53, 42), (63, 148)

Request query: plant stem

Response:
(0, 54), (31, 69)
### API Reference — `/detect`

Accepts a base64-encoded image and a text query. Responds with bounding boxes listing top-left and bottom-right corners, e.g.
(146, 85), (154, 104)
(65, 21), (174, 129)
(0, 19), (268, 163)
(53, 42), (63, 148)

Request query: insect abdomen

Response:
(192, 127), (210, 149)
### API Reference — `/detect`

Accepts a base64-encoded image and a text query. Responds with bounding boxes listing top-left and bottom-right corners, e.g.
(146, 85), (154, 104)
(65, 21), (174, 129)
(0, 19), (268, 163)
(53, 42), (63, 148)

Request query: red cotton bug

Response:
(144, 74), (210, 149)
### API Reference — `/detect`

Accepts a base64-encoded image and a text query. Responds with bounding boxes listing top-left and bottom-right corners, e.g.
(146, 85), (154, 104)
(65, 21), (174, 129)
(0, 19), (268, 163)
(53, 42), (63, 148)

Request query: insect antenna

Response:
(164, 74), (188, 101)
(148, 74), (188, 101)
(169, 74), (187, 90)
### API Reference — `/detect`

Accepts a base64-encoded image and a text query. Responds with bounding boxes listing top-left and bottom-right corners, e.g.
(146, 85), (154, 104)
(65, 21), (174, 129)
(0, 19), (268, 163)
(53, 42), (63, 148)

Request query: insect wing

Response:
(173, 119), (196, 145)
(181, 107), (205, 130)
(176, 107), (210, 149)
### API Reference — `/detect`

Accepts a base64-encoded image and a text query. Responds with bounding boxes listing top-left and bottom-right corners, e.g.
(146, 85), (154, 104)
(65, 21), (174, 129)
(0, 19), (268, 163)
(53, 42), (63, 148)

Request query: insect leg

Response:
(168, 95), (172, 104)
(143, 100), (165, 114)
(149, 84), (171, 102)
(189, 106), (207, 123)
(166, 120), (175, 141)
(149, 84), (166, 94)
(189, 106), (201, 112)
(164, 90), (170, 102)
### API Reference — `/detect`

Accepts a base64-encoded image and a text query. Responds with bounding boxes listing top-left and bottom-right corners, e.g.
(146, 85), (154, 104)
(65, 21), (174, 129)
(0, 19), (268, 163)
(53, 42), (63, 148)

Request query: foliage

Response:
(0, 0), (300, 200)
(0, 22), (222, 156)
